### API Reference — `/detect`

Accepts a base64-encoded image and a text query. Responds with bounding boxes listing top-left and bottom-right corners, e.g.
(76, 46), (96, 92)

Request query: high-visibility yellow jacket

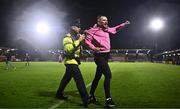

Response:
(63, 33), (81, 65)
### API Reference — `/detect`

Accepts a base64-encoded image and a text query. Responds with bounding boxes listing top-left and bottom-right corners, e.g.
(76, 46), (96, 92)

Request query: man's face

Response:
(71, 26), (81, 33)
(98, 16), (108, 28)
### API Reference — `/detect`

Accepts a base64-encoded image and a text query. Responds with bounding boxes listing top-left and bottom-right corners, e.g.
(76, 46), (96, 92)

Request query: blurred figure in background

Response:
(58, 53), (63, 63)
(25, 53), (30, 66)
(5, 49), (16, 70)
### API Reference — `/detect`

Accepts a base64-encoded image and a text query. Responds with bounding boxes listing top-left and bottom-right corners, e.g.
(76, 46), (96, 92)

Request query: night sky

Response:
(0, 0), (180, 50)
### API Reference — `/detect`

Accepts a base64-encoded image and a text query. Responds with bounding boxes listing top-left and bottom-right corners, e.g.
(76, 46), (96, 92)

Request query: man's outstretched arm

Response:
(107, 20), (130, 34)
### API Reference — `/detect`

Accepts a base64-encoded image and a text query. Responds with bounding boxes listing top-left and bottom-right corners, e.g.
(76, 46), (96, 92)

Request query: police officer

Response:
(56, 25), (89, 107)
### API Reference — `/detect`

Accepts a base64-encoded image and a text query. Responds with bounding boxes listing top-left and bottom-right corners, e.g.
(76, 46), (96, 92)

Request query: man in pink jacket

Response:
(85, 15), (130, 108)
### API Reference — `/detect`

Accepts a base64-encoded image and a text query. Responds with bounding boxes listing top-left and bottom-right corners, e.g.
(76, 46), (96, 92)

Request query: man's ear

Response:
(97, 20), (101, 25)
(71, 26), (76, 30)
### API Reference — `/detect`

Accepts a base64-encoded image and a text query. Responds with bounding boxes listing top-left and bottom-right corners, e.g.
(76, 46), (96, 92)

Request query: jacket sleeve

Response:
(63, 36), (80, 54)
(84, 30), (96, 50)
(106, 23), (126, 34)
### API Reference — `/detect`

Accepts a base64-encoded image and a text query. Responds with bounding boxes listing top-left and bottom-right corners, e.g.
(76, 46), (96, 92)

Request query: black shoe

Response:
(104, 98), (115, 108)
(82, 97), (91, 108)
(83, 101), (89, 108)
(56, 95), (68, 100)
(89, 95), (97, 103)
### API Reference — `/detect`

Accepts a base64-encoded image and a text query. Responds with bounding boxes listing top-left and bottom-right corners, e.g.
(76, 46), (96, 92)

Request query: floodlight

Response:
(150, 18), (164, 31)
(36, 22), (49, 34)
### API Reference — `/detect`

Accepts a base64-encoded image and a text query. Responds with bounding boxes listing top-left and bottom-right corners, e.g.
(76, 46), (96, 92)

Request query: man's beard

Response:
(104, 24), (108, 28)
(102, 24), (108, 29)
(97, 23), (108, 29)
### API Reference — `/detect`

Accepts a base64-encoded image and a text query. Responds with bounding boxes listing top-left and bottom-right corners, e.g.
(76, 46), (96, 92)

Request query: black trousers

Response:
(56, 64), (89, 103)
(90, 53), (112, 98)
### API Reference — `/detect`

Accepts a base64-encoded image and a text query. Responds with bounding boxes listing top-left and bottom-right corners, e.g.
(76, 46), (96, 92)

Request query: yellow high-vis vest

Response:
(63, 33), (81, 65)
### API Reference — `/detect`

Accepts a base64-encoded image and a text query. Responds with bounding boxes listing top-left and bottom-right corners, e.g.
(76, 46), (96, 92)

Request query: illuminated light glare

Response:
(36, 22), (49, 34)
(150, 18), (164, 31)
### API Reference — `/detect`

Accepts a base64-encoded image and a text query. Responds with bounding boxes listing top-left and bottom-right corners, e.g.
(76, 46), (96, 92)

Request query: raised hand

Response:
(78, 34), (85, 42)
(125, 20), (130, 25)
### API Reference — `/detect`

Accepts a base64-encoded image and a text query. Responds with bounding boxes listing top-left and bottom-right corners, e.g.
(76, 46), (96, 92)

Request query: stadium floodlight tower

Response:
(150, 18), (164, 53)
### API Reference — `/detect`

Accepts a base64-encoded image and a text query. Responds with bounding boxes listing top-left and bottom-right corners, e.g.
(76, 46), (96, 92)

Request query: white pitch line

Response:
(75, 82), (92, 94)
(48, 100), (64, 109)
(86, 82), (92, 88)
(49, 82), (92, 109)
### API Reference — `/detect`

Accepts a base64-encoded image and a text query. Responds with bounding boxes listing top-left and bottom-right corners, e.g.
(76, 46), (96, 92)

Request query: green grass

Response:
(0, 62), (180, 108)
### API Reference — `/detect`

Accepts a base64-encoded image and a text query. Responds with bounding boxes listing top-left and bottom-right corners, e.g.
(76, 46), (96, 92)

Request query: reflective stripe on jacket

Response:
(63, 33), (80, 65)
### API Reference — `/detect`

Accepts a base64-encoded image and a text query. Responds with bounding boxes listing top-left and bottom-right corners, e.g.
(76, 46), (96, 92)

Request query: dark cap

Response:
(70, 19), (81, 27)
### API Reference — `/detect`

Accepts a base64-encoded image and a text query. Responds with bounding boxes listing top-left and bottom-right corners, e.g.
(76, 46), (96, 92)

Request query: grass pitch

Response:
(0, 62), (180, 108)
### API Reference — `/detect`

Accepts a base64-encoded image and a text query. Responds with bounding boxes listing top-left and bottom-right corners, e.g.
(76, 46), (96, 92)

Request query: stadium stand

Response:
(81, 49), (152, 62)
(155, 49), (180, 65)
(0, 47), (18, 62)
(1, 46), (179, 65)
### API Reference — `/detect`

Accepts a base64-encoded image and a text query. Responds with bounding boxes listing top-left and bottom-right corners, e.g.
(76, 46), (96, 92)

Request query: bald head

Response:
(97, 16), (108, 28)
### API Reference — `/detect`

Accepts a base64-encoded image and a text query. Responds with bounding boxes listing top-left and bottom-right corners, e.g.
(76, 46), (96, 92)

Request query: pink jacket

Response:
(85, 23), (126, 53)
